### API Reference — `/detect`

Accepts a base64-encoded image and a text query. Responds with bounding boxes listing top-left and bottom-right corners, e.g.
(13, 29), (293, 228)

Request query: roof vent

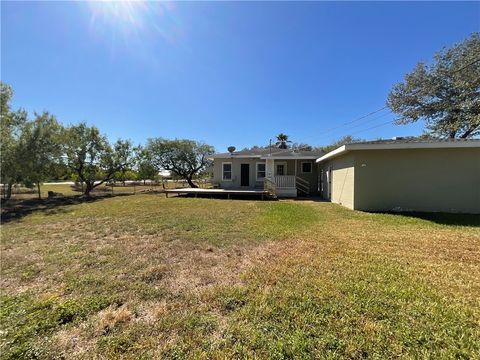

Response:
(227, 146), (236, 153)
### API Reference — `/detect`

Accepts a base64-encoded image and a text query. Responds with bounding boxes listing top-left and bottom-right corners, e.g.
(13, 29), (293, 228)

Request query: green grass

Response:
(1, 195), (479, 359)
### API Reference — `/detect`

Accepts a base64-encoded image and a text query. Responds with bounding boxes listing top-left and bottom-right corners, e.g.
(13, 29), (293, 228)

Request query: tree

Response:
(63, 123), (134, 196)
(275, 133), (292, 149)
(114, 169), (138, 186)
(19, 112), (64, 199)
(321, 135), (363, 153)
(387, 33), (480, 139)
(291, 143), (313, 151)
(0, 82), (28, 200)
(146, 138), (214, 188)
(136, 148), (158, 185)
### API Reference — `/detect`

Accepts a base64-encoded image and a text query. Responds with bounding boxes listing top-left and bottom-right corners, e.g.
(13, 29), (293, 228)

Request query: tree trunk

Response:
(84, 182), (94, 197)
(143, 179), (146, 185)
(37, 183), (41, 200)
(4, 182), (13, 201)
(186, 177), (198, 188)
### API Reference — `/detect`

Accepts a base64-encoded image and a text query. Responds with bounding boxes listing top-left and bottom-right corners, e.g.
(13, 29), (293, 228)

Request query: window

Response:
(276, 164), (285, 176)
(222, 162), (232, 180)
(256, 163), (266, 180)
(301, 162), (312, 173)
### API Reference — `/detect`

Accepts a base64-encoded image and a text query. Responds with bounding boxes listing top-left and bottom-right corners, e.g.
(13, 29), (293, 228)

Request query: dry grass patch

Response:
(1, 195), (479, 359)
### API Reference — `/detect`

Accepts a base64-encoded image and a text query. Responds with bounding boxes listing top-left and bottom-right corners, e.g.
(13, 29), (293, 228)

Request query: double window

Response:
(222, 162), (232, 181)
(256, 162), (266, 180)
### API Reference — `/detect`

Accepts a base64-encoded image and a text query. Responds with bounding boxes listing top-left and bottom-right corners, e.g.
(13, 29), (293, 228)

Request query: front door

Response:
(240, 164), (250, 186)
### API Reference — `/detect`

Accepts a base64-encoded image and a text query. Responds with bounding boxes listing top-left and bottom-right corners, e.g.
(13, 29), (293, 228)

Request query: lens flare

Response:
(86, 1), (181, 45)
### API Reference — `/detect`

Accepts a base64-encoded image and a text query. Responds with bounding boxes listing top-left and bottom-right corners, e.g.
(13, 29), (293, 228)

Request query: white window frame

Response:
(275, 161), (287, 176)
(222, 162), (233, 181)
(256, 162), (266, 181)
(301, 161), (312, 174)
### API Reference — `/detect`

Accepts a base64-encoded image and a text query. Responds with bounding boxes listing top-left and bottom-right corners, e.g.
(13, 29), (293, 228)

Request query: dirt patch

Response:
(130, 237), (289, 294)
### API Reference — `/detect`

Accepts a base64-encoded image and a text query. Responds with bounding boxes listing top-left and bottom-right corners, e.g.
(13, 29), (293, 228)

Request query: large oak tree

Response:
(19, 112), (63, 199)
(63, 123), (135, 196)
(146, 138), (214, 188)
(387, 33), (480, 138)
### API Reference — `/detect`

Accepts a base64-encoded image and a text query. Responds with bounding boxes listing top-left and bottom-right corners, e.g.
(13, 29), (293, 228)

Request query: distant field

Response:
(1, 195), (479, 359)
(2, 181), (202, 200)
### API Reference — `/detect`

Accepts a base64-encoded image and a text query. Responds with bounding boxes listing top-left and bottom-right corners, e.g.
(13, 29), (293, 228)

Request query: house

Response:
(210, 148), (323, 197)
(316, 138), (480, 214)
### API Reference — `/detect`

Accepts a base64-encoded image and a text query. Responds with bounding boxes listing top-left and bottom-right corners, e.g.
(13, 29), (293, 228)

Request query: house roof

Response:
(210, 148), (324, 160)
(316, 138), (480, 163)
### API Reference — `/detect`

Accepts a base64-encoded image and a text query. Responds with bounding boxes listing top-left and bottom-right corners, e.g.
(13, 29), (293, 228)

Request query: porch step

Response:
(296, 176), (310, 196)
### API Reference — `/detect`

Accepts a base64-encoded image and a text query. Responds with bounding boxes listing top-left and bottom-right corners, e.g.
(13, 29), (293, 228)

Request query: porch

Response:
(164, 187), (274, 200)
(213, 155), (318, 197)
(264, 175), (311, 198)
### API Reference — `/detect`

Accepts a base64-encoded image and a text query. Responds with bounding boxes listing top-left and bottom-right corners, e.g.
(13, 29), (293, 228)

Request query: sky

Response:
(2, 1), (479, 151)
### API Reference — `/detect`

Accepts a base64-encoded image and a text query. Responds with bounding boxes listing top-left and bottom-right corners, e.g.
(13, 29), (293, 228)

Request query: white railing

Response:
(274, 175), (296, 188)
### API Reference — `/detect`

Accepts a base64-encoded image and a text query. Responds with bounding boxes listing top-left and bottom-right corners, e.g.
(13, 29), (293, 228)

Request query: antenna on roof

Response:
(227, 146), (236, 153)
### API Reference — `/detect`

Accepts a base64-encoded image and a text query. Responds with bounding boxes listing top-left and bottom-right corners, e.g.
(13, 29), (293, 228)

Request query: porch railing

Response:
(274, 175), (296, 188)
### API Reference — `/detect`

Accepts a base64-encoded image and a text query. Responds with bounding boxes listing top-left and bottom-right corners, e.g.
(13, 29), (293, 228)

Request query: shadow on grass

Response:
(383, 211), (480, 227)
(1, 193), (134, 224)
(170, 194), (328, 202)
(171, 193), (277, 201)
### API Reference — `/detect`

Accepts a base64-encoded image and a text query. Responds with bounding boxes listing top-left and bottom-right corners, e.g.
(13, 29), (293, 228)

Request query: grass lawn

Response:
(1, 195), (479, 359)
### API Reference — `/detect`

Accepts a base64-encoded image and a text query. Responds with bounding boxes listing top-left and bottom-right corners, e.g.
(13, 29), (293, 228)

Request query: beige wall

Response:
(282, 159), (319, 193)
(213, 158), (264, 189)
(353, 148), (480, 213)
(320, 154), (355, 209)
(213, 158), (320, 194)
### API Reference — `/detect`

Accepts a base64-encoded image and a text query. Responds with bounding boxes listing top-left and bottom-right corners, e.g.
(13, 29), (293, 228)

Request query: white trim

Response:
(275, 161), (287, 176)
(222, 162), (233, 181)
(316, 140), (480, 163)
(210, 155), (319, 160)
(300, 161), (313, 174)
(256, 162), (266, 181)
(316, 145), (347, 163)
(260, 155), (318, 160)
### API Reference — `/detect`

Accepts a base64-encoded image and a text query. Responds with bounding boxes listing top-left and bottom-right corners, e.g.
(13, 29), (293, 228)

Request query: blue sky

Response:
(2, 1), (479, 151)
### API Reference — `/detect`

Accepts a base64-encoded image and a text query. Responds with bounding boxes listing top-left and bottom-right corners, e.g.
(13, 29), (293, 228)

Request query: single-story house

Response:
(210, 148), (323, 197)
(316, 138), (480, 214)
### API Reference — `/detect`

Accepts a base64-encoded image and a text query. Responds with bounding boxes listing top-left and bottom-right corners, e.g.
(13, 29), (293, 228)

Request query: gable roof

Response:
(210, 148), (324, 160)
(316, 138), (480, 163)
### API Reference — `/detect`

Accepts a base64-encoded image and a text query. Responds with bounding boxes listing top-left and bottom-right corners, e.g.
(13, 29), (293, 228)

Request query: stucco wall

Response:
(213, 158), (264, 189)
(353, 148), (480, 213)
(319, 154), (355, 209)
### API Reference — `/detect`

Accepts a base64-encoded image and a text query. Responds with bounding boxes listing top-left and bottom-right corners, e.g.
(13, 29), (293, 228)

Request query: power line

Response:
(348, 119), (395, 136)
(293, 56), (480, 146)
(293, 106), (391, 143)
(319, 106), (389, 136)
(340, 110), (392, 130)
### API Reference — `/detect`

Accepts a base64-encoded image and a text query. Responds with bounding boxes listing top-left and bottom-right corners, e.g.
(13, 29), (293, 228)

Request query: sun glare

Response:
(89, 1), (148, 30)
(86, 0), (179, 44)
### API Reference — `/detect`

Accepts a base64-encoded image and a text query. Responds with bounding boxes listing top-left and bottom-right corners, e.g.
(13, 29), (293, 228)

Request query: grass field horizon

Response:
(1, 193), (479, 359)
